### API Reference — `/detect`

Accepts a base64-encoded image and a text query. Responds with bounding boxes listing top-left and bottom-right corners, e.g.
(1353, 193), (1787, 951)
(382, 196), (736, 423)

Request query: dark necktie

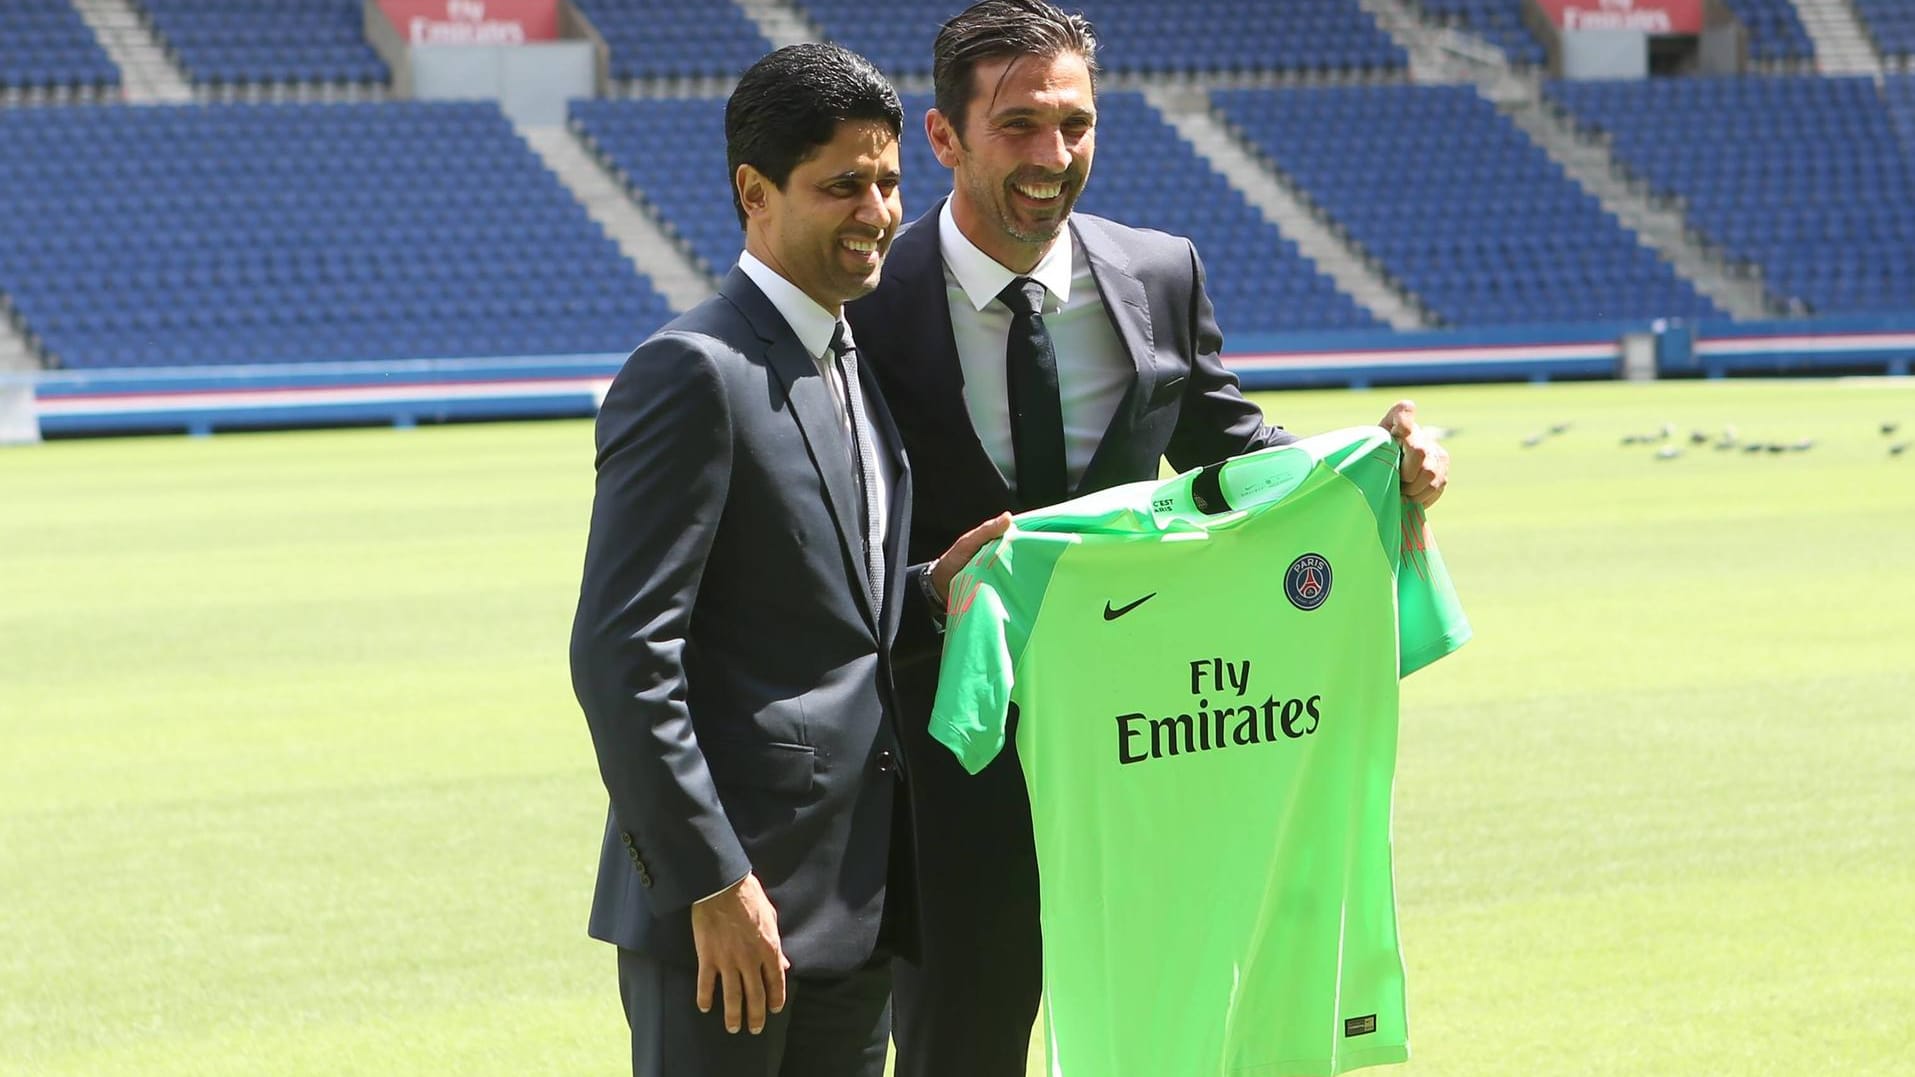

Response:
(828, 324), (884, 609)
(999, 276), (1068, 509)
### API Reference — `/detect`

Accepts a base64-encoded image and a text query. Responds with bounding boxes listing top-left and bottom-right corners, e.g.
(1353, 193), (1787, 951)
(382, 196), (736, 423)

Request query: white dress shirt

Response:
(939, 200), (1132, 491)
(737, 251), (893, 572)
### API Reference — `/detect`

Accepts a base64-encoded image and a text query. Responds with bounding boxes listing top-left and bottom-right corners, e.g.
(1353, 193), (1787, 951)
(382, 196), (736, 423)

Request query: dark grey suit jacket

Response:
(572, 268), (915, 976)
(848, 202), (1292, 667)
(842, 204), (1292, 995)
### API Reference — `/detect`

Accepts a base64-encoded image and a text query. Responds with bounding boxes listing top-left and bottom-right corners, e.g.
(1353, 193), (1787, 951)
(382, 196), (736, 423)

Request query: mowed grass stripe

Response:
(1, 381), (1910, 1075)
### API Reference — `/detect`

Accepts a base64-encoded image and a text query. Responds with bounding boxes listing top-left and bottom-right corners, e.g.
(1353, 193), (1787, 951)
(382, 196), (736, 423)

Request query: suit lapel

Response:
(720, 269), (879, 635)
(885, 202), (1013, 502)
(1073, 215), (1159, 496)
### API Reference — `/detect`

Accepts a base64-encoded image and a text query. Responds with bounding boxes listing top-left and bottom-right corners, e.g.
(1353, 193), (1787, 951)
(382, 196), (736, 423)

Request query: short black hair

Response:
(933, 0), (1099, 139)
(725, 43), (903, 228)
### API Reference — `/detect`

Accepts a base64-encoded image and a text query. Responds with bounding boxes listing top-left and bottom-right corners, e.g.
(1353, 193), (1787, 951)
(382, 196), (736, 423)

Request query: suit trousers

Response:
(617, 948), (891, 1077)
(888, 735), (1044, 1077)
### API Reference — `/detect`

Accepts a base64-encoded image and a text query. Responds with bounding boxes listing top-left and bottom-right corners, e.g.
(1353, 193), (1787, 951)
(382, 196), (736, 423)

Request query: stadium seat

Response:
(1214, 84), (1722, 326)
(1854, 0), (1915, 66)
(572, 0), (773, 82)
(0, 0), (121, 97)
(132, 0), (389, 87)
(0, 102), (672, 369)
(1410, 0), (1811, 69)
(1410, 0), (1547, 66)
(1546, 75), (1915, 316)
(1716, 0), (1815, 65)
(570, 92), (1379, 333)
(793, 0), (1407, 78)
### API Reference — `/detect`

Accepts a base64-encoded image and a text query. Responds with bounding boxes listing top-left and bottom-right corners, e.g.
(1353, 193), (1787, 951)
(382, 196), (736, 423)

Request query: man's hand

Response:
(1380, 400), (1447, 509)
(930, 512), (1013, 605)
(690, 873), (788, 1034)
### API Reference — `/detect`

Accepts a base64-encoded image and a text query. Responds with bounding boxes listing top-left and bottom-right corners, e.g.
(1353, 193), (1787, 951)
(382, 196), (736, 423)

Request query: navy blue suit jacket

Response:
(572, 268), (917, 976)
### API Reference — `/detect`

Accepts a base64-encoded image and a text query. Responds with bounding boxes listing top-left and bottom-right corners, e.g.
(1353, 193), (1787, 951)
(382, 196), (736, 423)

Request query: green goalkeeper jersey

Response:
(931, 426), (1471, 1077)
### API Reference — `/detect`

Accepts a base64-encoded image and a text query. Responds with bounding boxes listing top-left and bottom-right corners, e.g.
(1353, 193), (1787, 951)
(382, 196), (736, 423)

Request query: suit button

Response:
(876, 749), (896, 775)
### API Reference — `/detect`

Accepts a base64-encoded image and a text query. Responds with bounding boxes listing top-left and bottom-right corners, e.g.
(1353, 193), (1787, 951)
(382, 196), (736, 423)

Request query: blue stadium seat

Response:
(794, 0), (1407, 77)
(1215, 84), (1722, 326)
(1854, 0), (1915, 64)
(133, 0), (389, 86)
(1411, 0), (1546, 66)
(1717, 0), (1815, 64)
(0, 0), (121, 95)
(572, 0), (773, 81)
(1547, 75), (1915, 316)
(1413, 0), (1810, 68)
(0, 102), (672, 369)
(570, 92), (1379, 333)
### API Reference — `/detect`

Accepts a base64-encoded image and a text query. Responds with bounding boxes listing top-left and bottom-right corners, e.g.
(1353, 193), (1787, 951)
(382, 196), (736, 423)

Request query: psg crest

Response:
(1285, 553), (1332, 611)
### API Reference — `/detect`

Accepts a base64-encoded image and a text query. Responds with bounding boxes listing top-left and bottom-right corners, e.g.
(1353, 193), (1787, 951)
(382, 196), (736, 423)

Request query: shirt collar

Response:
(738, 250), (843, 360)
(938, 198), (1074, 313)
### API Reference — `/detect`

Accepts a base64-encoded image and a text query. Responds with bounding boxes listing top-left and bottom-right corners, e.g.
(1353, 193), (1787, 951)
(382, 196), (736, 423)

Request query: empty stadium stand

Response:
(1720, 0), (1816, 65)
(1413, 0), (1815, 69)
(796, 0), (1406, 77)
(1854, 0), (1915, 66)
(1547, 75), (1915, 316)
(0, 0), (120, 98)
(0, 102), (672, 368)
(1411, 0), (1547, 66)
(574, 0), (774, 82)
(1883, 73), (1915, 152)
(572, 90), (1376, 332)
(133, 0), (387, 86)
(1011, 92), (1380, 331)
(5, 0), (1912, 388)
(571, 97), (738, 277)
(1215, 84), (1723, 326)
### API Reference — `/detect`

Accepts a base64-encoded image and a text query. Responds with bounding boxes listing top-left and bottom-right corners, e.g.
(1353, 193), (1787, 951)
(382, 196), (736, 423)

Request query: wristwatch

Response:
(917, 568), (947, 634)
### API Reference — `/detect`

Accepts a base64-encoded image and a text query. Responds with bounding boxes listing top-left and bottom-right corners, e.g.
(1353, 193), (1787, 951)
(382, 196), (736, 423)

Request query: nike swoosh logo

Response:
(1103, 593), (1157, 621)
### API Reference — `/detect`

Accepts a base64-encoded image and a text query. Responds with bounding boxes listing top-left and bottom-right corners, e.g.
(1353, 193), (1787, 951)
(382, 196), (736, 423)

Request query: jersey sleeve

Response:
(1396, 500), (1471, 676)
(928, 531), (1064, 775)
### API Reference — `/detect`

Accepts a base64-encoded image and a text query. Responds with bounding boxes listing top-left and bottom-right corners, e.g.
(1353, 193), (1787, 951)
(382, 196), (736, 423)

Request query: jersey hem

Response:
(1402, 624), (1472, 677)
(1230, 1043), (1409, 1075)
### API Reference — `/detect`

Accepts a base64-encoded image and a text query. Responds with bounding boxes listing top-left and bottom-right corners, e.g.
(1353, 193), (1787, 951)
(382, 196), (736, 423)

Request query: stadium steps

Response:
(1148, 85), (1433, 330)
(0, 310), (39, 443)
(1355, 0), (1507, 85)
(0, 315), (37, 373)
(70, 0), (189, 104)
(735, 0), (821, 50)
(521, 123), (716, 315)
(1499, 94), (1780, 320)
(1795, 0), (1882, 75)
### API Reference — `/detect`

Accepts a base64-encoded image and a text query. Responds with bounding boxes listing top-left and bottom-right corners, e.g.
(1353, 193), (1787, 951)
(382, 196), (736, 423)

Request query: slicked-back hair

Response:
(725, 43), (903, 228)
(933, 0), (1099, 139)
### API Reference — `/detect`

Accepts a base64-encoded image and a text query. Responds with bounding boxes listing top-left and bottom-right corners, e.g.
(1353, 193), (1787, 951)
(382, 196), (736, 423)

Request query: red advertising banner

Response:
(1532, 0), (1705, 34)
(379, 0), (558, 45)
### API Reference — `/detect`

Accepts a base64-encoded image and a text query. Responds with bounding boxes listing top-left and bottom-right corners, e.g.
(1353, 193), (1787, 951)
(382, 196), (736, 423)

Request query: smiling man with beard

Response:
(843, 2), (1452, 1075)
(571, 43), (1006, 1077)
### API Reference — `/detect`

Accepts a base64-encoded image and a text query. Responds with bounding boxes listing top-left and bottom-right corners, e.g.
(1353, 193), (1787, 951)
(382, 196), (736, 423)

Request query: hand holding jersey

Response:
(931, 427), (1470, 1077)
(1380, 400), (1447, 508)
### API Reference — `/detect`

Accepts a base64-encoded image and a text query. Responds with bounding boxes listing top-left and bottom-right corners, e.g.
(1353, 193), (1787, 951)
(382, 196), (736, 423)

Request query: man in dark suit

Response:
(571, 43), (1006, 1077)
(845, 3), (1451, 1074)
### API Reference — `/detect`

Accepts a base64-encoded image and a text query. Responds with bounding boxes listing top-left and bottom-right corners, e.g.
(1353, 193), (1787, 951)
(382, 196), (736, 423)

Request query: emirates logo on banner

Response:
(380, 0), (560, 45)
(1533, 0), (1704, 34)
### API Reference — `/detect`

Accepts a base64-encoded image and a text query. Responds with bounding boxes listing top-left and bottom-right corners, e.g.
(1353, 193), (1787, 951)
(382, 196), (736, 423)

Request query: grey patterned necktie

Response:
(828, 323), (884, 611)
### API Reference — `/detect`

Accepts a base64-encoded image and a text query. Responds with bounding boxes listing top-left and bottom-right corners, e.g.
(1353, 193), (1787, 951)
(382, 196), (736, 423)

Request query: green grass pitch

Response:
(2, 379), (1911, 1075)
